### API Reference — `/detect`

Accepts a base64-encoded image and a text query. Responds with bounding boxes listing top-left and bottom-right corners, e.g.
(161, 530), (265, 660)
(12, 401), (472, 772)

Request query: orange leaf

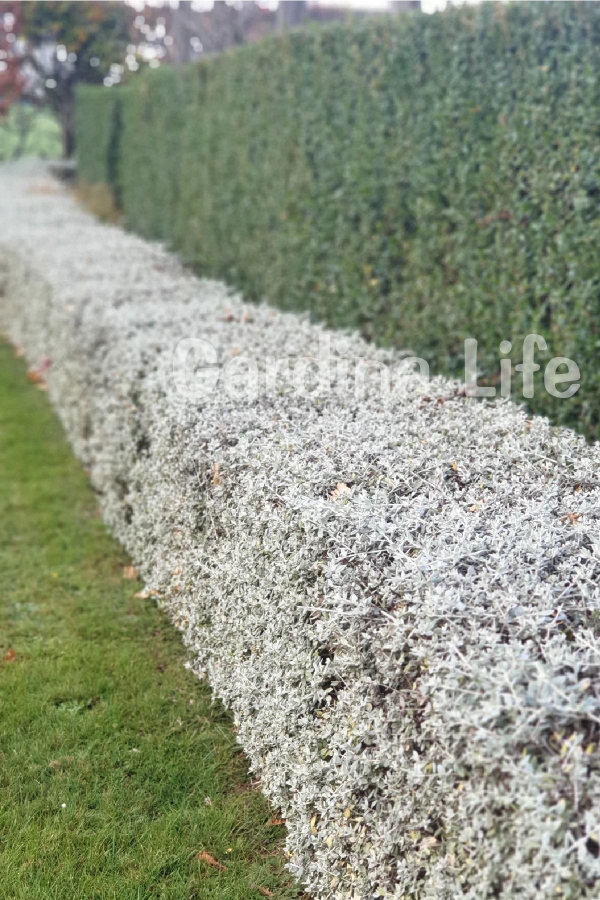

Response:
(212, 462), (221, 486)
(258, 889), (274, 898)
(27, 369), (44, 384)
(560, 512), (580, 525)
(197, 851), (227, 872)
(268, 816), (285, 826)
(4, 648), (16, 663)
(330, 482), (351, 500)
(123, 566), (138, 580)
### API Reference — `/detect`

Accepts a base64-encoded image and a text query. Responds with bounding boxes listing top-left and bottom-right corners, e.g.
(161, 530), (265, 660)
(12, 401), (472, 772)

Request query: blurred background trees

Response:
(0, 2), (22, 115)
(18, 2), (132, 155)
(0, 0), (421, 158)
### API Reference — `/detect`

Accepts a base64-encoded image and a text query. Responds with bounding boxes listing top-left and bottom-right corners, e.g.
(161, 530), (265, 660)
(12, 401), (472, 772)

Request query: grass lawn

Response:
(0, 339), (299, 900)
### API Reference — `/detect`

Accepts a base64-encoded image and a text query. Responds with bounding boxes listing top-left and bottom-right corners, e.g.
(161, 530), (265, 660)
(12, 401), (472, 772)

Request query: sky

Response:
(185, 0), (477, 15)
(137, 0), (483, 18)
(311, 0), (478, 14)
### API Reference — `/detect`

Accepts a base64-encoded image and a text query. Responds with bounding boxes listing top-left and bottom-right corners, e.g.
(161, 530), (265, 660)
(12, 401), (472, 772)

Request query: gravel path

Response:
(2, 162), (600, 899)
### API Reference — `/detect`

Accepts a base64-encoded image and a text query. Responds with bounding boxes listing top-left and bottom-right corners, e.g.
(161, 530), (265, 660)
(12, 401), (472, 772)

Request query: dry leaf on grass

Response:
(27, 359), (51, 389)
(133, 589), (159, 599)
(268, 816), (285, 826)
(197, 851), (227, 871)
(4, 648), (16, 663)
(122, 565), (138, 580)
(257, 888), (274, 897)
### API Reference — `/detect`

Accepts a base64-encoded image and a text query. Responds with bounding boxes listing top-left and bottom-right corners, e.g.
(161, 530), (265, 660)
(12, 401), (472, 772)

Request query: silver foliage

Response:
(2, 163), (600, 898)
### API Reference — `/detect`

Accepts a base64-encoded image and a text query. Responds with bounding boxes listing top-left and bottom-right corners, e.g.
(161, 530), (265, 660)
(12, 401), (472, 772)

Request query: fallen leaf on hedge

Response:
(561, 512), (580, 525)
(330, 482), (350, 500)
(197, 851), (226, 871)
(212, 462), (220, 486)
(421, 836), (438, 850)
(25, 182), (58, 195)
(4, 648), (16, 662)
(269, 816), (285, 826)
(133, 589), (159, 599)
(122, 565), (138, 580)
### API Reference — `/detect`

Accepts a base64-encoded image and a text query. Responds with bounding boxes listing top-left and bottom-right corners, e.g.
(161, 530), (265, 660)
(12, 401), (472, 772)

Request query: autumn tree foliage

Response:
(0, 1), (307, 158)
(0, 3), (23, 115)
(19, 2), (132, 156)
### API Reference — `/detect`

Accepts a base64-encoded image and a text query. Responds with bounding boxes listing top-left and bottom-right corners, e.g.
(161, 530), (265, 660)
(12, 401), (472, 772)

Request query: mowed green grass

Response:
(0, 339), (299, 900)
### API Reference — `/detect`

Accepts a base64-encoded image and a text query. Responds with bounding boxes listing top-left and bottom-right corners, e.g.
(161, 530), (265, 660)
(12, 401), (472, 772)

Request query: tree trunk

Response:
(276, 1), (307, 32)
(172, 0), (194, 65)
(60, 89), (75, 158)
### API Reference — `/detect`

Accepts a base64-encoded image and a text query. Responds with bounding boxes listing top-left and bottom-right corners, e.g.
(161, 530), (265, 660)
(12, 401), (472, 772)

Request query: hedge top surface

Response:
(2, 162), (600, 898)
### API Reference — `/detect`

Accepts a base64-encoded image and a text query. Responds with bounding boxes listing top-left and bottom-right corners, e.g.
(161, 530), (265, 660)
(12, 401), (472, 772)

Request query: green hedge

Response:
(76, 2), (600, 437)
(74, 86), (121, 194)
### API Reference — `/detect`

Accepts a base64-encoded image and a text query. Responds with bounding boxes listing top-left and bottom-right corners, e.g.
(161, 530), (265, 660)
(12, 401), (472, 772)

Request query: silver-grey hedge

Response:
(2, 163), (600, 899)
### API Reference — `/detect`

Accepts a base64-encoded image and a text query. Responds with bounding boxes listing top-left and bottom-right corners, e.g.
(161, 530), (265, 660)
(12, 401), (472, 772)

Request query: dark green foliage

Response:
(74, 85), (120, 188)
(76, 2), (600, 437)
(118, 67), (196, 243)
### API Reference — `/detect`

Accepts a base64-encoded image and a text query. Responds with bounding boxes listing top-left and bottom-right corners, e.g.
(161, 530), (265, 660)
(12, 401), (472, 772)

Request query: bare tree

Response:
(171, 1), (274, 64)
(276, 1), (307, 32)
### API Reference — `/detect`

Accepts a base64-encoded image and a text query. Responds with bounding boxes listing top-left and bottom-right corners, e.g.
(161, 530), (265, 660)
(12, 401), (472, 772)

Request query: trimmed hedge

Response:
(5, 163), (600, 900)
(76, 2), (600, 437)
(75, 86), (121, 197)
